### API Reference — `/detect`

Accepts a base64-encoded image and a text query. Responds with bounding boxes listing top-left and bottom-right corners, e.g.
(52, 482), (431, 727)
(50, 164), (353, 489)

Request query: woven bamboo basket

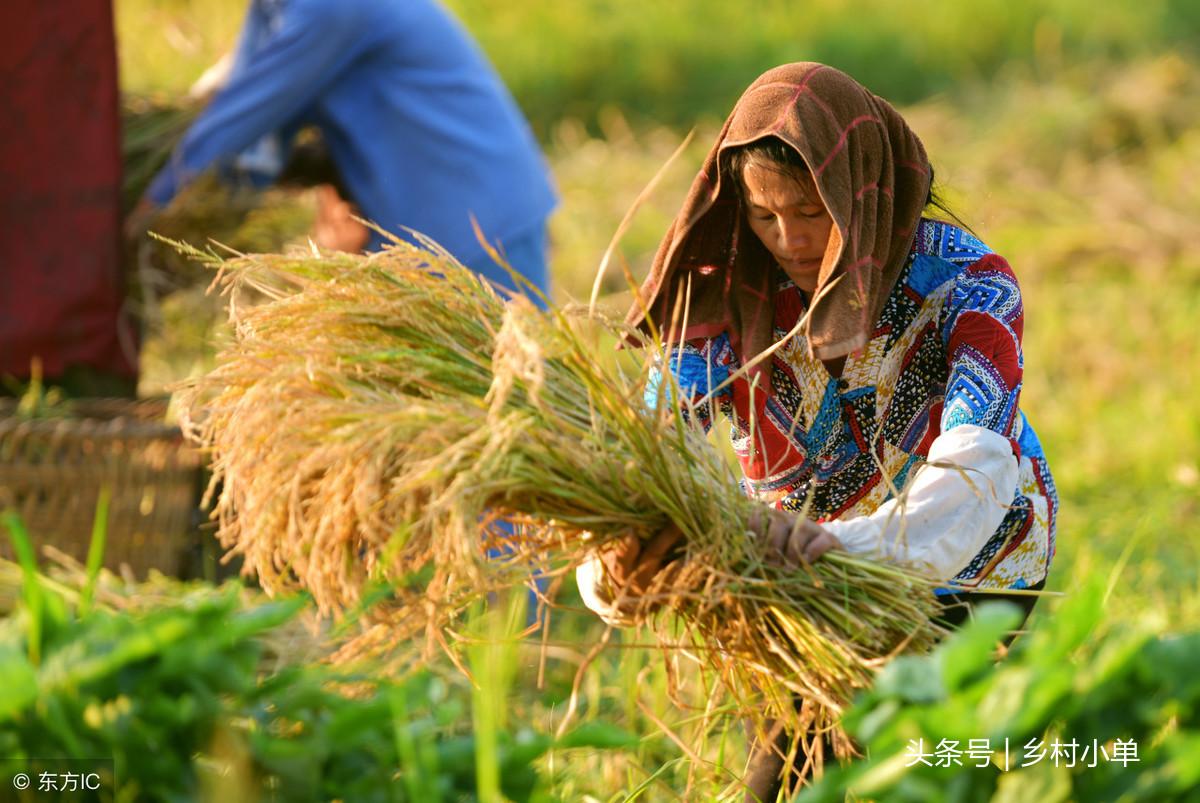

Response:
(0, 398), (203, 578)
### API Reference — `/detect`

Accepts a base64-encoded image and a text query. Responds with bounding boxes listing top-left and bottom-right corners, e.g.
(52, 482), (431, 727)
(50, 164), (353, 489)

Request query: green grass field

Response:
(101, 1), (1200, 798)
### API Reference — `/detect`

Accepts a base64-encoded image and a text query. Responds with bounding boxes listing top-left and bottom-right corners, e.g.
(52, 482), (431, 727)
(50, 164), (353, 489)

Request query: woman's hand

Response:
(596, 523), (685, 611)
(312, 184), (370, 252)
(748, 507), (843, 567)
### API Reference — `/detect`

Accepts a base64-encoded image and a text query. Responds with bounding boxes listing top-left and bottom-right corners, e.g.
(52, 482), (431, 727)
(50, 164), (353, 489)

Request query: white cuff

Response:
(576, 552), (636, 627)
(823, 425), (1018, 581)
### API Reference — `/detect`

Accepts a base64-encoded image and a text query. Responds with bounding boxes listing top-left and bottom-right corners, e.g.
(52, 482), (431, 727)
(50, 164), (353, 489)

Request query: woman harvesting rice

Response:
(576, 62), (1058, 799)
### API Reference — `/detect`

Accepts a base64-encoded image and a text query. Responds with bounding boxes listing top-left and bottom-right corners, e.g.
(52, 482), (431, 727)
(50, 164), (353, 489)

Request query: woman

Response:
(576, 63), (1058, 800)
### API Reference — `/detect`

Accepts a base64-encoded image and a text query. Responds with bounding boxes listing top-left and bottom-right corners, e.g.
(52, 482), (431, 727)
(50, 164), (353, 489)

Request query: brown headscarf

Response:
(627, 63), (931, 382)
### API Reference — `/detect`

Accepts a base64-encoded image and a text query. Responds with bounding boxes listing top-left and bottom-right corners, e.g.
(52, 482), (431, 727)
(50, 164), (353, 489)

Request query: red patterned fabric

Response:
(0, 0), (135, 383)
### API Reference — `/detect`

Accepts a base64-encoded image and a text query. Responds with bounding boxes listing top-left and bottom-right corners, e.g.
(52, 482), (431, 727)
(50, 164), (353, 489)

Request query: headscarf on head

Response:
(626, 63), (932, 387)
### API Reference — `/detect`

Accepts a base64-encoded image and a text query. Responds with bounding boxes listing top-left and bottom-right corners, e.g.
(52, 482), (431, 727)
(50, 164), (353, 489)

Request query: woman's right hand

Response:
(596, 523), (685, 612)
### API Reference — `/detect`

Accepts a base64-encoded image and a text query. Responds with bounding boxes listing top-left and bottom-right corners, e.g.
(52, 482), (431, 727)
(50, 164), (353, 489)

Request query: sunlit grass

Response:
(117, 0), (1200, 134)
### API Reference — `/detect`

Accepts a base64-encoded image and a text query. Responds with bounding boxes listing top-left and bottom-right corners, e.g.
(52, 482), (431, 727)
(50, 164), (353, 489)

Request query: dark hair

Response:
(925, 166), (975, 234)
(722, 137), (811, 203)
(723, 136), (974, 232)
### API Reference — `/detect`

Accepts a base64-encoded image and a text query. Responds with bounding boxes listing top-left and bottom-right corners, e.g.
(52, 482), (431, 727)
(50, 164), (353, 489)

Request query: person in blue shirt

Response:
(129, 0), (558, 297)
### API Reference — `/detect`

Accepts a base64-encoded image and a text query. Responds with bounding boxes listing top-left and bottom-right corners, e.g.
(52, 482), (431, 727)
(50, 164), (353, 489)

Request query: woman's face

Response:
(741, 161), (834, 293)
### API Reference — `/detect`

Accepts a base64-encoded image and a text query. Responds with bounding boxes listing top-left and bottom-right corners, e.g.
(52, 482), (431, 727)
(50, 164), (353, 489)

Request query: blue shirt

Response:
(148, 0), (557, 263)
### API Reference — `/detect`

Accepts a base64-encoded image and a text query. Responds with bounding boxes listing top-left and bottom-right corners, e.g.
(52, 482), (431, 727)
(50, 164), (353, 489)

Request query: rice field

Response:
(16, 1), (1197, 799)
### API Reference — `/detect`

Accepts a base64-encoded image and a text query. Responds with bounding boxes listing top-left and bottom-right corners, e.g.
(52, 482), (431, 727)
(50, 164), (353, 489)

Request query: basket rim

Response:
(0, 396), (194, 444)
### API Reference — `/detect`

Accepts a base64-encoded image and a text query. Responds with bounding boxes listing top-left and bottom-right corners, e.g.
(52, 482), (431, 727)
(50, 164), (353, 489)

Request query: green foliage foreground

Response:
(4, 514), (1199, 800)
(0, 514), (633, 802)
(795, 581), (1200, 802)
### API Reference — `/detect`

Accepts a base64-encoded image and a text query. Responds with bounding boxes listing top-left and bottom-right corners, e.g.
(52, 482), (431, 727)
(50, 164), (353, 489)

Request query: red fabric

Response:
(945, 256), (1024, 390)
(0, 0), (136, 381)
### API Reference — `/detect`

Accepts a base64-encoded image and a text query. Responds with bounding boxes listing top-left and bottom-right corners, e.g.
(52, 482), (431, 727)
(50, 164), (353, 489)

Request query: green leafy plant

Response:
(0, 513), (634, 802)
(794, 580), (1200, 802)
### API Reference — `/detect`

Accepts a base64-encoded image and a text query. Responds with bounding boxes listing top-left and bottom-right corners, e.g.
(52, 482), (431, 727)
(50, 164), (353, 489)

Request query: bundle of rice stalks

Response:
(175, 238), (946, 743)
(122, 94), (322, 295)
(122, 92), (338, 218)
(122, 93), (199, 213)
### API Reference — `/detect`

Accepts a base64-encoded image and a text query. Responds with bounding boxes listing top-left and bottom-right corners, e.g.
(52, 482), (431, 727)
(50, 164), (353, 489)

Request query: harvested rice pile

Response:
(176, 238), (946, 742)
(121, 94), (326, 297)
(122, 94), (198, 213)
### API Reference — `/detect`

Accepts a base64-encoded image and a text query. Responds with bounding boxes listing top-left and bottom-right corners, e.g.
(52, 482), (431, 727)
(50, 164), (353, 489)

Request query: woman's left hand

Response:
(748, 507), (843, 567)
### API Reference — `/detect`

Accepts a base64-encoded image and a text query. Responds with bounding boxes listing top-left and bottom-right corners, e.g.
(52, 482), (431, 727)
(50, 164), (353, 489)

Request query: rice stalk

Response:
(175, 239), (948, 741)
(122, 94), (198, 213)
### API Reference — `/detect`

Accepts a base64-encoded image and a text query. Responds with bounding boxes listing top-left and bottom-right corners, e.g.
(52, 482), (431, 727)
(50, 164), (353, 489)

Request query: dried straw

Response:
(175, 238), (947, 742)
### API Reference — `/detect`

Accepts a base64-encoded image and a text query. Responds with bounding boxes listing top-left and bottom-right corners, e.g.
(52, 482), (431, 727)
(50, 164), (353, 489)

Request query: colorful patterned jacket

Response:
(648, 218), (1057, 591)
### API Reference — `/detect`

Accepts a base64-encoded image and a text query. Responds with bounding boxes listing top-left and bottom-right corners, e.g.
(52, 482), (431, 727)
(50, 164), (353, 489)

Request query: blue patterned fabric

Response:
(644, 333), (733, 412)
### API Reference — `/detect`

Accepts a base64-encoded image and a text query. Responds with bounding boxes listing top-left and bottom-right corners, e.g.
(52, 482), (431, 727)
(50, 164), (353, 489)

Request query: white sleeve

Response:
(575, 552), (636, 627)
(821, 424), (1018, 581)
